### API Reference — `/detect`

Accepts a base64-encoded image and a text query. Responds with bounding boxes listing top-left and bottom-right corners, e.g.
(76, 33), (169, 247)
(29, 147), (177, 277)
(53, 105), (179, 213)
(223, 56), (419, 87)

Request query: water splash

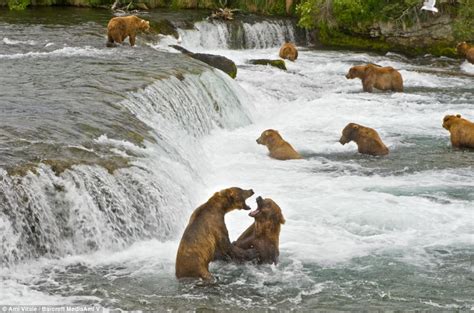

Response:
(0, 70), (252, 266)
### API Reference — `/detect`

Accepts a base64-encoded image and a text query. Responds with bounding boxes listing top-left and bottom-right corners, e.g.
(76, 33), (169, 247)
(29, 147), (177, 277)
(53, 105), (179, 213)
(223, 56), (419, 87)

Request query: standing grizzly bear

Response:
(442, 114), (474, 149)
(345, 64), (403, 92)
(279, 42), (298, 61)
(106, 15), (150, 47)
(233, 196), (285, 265)
(175, 187), (257, 281)
(339, 123), (389, 156)
(257, 129), (302, 160)
(456, 42), (474, 64)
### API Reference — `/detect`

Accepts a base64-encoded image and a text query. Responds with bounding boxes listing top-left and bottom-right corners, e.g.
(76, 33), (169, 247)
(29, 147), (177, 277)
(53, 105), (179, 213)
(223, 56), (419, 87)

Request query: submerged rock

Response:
(170, 45), (237, 78)
(248, 59), (287, 70)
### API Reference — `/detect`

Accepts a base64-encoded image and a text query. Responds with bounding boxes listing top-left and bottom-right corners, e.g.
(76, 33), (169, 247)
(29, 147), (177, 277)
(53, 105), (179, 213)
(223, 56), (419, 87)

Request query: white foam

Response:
(0, 46), (113, 59)
(2, 37), (37, 46)
(460, 60), (474, 74)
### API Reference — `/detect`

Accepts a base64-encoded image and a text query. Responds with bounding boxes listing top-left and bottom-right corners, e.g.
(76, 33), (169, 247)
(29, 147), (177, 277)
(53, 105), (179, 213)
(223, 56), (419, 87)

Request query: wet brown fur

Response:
(257, 129), (302, 160)
(234, 197), (285, 264)
(442, 114), (474, 149)
(107, 15), (150, 47)
(345, 64), (403, 92)
(339, 123), (389, 156)
(175, 187), (257, 280)
(279, 42), (298, 61)
(456, 42), (474, 64)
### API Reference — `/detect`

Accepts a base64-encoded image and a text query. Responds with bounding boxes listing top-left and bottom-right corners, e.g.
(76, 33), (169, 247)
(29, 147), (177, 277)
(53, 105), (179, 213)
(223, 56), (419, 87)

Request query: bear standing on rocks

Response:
(279, 42), (298, 61)
(339, 123), (389, 156)
(106, 15), (150, 47)
(346, 64), (403, 92)
(233, 196), (285, 265)
(175, 187), (257, 281)
(257, 129), (302, 160)
(442, 114), (474, 149)
(456, 42), (474, 64)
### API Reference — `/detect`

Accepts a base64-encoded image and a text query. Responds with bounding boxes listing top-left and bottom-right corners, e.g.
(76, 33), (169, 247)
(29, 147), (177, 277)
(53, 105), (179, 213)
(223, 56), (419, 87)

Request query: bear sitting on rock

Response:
(346, 64), (403, 93)
(107, 15), (150, 47)
(442, 114), (474, 149)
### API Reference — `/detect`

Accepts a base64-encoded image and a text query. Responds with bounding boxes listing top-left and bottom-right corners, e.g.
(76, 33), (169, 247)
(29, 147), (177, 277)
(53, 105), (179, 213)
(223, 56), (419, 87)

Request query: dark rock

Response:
(248, 59), (287, 70)
(152, 19), (179, 38)
(170, 45), (237, 78)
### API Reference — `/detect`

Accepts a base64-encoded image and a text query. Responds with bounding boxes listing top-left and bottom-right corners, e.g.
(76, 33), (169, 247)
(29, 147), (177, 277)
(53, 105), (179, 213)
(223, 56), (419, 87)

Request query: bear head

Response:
(339, 123), (360, 145)
(442, 114), (462, 130)
(139, 19), (150, 32)
(256, 129), (283, 147)
(456, 41), (470, 56)
(249, 196), (285, 225)
(345, 65), (367, 79)
(217, 187), (254, 212)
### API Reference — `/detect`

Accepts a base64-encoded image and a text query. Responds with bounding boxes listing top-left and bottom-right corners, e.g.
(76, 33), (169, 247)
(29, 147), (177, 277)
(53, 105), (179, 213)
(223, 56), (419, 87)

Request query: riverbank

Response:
(1, 0), (473, 58)
(298, 0), (474, 58)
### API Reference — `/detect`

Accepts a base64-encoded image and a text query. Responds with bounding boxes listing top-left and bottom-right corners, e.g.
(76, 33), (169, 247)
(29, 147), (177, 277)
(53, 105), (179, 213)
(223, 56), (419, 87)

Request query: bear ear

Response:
(352, 124), (359, 129)
(279, 214), (286, 225)
(456, 114), (461, 118)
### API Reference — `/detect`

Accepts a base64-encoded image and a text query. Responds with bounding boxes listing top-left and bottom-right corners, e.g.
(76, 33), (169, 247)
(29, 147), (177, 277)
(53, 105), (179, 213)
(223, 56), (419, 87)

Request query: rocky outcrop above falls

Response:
(308, 0), (474, 57)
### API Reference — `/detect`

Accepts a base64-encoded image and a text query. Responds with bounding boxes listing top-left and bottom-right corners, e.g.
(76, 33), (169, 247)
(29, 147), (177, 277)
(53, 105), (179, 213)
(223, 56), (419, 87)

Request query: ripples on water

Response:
(0, 7), (473, 311)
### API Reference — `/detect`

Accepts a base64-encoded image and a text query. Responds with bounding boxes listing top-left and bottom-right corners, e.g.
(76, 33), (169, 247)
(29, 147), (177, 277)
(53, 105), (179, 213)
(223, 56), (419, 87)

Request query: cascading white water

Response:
(177, 20), (297, 50)
(0, 70), (252, 266)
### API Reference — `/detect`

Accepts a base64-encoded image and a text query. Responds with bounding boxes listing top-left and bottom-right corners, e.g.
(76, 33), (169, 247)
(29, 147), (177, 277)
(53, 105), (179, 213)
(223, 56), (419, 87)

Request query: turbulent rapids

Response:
(0, 7), (473, 311)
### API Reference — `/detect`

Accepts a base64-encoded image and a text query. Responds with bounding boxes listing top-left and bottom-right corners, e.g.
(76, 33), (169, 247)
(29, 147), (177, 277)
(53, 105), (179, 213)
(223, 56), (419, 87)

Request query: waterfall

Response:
(177, 19), (300, 50)
(0, 70), (252, 266)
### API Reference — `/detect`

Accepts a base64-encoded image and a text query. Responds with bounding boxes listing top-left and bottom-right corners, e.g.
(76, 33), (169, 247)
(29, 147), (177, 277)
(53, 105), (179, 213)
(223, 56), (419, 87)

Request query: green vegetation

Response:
(296, 0), (473, 57)
(7, 0), (30, 10)
(296, 0), (429, 30)
(453, 0), (474, 40)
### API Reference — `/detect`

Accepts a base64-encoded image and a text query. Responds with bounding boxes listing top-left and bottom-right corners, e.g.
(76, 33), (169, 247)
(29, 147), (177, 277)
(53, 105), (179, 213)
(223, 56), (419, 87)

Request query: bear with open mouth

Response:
(175, 187), (258, 281)
(233, 196), (285, 265)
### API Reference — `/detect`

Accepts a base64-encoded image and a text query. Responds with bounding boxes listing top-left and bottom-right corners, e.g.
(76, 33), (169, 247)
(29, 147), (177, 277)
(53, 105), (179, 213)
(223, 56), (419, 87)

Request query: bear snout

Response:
(256, 138), (263, 144)
(339, 136), (349, 145)
(345, 73), (351, 79)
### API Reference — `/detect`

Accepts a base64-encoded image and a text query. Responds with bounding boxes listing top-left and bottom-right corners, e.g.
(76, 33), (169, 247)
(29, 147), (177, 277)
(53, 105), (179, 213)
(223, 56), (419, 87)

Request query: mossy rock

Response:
(151, 19), (179, 38)
(6, 163), (38, 177)
(43, 157), (130, 176)
(248, 59), (287, 70)
(170, 45), (238, 78)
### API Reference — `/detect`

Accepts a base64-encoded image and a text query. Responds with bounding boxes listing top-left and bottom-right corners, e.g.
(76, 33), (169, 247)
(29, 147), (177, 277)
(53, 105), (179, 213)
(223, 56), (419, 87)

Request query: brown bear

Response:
(345, 64), (403, 92)
(279, 42), (298, 61)
(339, 123), (389, 156)
(257, 129), (302, 160)
(175, 187), (257, 281)
(233, 196), (285, 265)
(442, 114), (474, 149)
(106, 15), (150, 47)
(456, 42), (474, 64)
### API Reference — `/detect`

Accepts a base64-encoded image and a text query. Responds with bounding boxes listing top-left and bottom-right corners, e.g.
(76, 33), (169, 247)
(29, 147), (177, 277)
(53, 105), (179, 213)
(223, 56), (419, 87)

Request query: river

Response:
(0, 7), (473, 311)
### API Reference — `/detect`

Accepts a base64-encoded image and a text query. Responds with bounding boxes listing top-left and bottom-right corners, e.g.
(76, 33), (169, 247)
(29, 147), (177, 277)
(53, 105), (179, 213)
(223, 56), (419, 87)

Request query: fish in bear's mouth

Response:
(249, 196), (264, 217)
